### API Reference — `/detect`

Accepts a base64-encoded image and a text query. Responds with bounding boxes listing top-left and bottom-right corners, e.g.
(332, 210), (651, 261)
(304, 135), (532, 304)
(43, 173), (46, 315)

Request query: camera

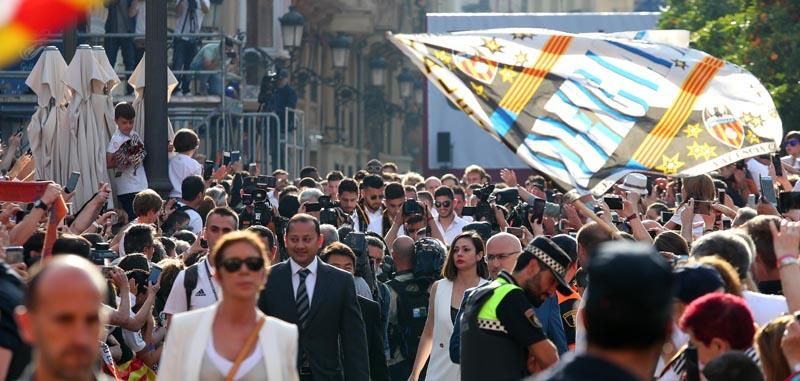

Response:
(402, 199), (423, 216)
(89, 242), (118, 266)
(494, 188), (519, 206)
(239, 176), (274, 229)
(470, 184), (498, 229)
(343, 232), (376, 293)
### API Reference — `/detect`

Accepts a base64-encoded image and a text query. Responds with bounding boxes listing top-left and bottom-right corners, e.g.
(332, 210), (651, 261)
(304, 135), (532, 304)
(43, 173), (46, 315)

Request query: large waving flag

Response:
(388, 29), (783, 194)
(0, 0), (103, 68)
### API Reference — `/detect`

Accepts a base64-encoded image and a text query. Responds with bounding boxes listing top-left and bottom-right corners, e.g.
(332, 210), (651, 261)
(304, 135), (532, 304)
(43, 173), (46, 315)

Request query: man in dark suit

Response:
(321, 242), (390, 381)
(258, 214), (370, 381)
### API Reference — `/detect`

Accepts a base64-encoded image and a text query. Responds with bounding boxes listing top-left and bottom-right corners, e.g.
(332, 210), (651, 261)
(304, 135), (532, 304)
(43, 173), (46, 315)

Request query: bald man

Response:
(485, 233), (524, 279)
(424, 176), (442, 194)
(15, 255), (112, 381)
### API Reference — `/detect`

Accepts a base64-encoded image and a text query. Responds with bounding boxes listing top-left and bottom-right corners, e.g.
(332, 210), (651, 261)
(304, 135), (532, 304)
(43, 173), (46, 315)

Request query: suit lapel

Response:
(306, 262), (329, 324)
(277, 262), (299, 323)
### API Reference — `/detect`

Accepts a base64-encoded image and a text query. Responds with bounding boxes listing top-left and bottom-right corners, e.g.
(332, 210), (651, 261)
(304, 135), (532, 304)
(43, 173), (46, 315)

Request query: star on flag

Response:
(686, 141), (717, 161)
(655, 153), (685, 175)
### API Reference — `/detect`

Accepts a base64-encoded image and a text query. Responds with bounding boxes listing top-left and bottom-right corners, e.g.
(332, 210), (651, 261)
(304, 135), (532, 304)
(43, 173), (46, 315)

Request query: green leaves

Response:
(659, 0), (800, 129)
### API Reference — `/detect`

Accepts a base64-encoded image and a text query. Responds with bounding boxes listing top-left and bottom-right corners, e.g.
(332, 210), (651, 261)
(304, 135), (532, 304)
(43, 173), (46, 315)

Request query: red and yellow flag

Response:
(0, 0), (104, 68)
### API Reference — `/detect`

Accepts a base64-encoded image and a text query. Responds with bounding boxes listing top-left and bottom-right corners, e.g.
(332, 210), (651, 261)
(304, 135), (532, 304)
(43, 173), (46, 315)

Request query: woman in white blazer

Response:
(157, 231), (299, 381)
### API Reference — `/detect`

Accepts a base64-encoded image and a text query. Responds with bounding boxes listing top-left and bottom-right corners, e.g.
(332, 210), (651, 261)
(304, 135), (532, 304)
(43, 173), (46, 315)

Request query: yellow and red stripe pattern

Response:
(632, 56), (724, 167)
(498, 35), (573, 115)
(456, 55), (498, 84)
(0, 0), (103, 68)
(711, 121), (744, 148)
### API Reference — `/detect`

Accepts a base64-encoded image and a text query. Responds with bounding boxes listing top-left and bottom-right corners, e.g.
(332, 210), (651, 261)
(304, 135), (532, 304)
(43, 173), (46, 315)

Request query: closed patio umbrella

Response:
(129, 53), (178, 142)
(64, 44), (110, 210)
(25, 46), (69, 181)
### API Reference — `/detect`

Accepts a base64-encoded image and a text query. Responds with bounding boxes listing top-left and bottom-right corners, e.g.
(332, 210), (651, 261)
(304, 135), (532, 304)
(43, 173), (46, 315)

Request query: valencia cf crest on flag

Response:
(703, 105), (744, 149)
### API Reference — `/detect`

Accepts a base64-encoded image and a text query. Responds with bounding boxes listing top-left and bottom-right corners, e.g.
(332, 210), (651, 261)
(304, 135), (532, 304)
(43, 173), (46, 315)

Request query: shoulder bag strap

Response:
(224, 316), (267, 381)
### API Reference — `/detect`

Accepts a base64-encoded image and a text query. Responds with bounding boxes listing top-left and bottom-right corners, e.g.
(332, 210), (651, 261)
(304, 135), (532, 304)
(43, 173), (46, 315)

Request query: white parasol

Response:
(129, 53), (178, 141)
(64, 44), (111, 210)
(25, 46), (69, 181)
(91, 46), (119, 143)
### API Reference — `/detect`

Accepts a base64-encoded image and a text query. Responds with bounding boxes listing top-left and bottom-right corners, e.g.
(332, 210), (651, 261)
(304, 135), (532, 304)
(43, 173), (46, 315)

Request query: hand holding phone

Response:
(506, 227), (524, 238)
(65, 171), (81, 194)
(693, 200), (712, 215)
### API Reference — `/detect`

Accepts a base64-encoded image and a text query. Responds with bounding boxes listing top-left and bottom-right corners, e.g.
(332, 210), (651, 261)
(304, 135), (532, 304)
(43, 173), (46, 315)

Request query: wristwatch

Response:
(33, 199), (49, 212)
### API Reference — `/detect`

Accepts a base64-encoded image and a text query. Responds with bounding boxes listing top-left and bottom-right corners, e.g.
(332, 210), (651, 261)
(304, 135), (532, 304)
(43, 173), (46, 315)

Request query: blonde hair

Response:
(757, 315), (793, 381)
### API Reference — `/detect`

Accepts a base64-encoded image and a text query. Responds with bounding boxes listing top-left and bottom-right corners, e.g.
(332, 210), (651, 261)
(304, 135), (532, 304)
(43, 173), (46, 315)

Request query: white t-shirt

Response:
(747, 158), (769, 191)
(743, 290), (788, 327)
(366, 207), (383, 235)
(175, 0), (209, 37)
(668, 206), (705, 239)
(782, 155), (800, 172)
(107, 129), (148, 195)
(435, 215), (468, 246)
(169, 153), (202, 198)
(175, 201), (203, 234)
(163, 258), (220, 315)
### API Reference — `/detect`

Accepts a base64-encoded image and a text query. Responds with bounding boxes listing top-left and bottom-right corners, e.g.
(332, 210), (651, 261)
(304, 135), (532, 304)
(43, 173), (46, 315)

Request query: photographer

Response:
(384, 198), (445, 247)
(173, 0), (210, 96)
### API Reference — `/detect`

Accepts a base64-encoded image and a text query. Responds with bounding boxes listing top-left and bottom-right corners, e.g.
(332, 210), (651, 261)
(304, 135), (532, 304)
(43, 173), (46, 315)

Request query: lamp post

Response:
(329, 32), (352, 69)
(369, 56), (388, 87)
(396, 68), (415, 99)
(279, 6), (305, 50)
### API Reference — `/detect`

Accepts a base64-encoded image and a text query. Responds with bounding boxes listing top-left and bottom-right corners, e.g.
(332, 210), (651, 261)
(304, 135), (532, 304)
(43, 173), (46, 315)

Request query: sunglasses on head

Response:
(434, 201), (451, 208)
(220, 256), (265, 272)
(786, 139), (800, 147)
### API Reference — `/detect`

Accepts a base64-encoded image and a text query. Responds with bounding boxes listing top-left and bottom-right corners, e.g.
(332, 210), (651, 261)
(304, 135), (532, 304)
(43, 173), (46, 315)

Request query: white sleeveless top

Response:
(427, 278), (488, 381)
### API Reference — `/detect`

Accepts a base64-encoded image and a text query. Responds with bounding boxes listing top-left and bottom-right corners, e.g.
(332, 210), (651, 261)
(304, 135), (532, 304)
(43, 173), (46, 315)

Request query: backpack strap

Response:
(183, 264), (199, 310)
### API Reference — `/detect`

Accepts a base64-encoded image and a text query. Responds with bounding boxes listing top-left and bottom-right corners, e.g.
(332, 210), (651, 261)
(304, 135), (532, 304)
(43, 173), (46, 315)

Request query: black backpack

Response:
(183, 263), (200, 309)
(387, 276), (432, 360)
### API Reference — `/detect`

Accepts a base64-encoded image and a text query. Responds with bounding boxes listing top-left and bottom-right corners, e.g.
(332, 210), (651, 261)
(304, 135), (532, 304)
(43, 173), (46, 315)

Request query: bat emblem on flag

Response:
(454, 54), (498, 85)
(702, 105), (744, 149)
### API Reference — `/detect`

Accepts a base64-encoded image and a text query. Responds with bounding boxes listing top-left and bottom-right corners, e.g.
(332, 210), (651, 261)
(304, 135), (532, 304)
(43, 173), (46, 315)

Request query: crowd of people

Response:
(4, 102), (800, 381)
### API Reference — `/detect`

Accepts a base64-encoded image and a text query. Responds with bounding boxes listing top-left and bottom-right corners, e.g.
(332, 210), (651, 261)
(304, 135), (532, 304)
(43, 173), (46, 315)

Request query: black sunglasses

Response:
(220, 257), (265, 272)
(434, 201), (451, 208)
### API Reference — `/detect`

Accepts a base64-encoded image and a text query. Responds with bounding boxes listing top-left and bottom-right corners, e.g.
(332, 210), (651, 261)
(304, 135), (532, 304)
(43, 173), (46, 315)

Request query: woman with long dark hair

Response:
(408, 232), (489, 381)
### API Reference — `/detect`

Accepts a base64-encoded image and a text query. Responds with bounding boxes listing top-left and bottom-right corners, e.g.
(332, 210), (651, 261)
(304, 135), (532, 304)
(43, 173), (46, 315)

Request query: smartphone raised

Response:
(222, 151), (231, 166)
(773, 155), (784, 177)
(305, 203), (322, 212)
(230, 151), (240, 164)
(530, 198), (546, 224)
(65, 171), (81, 194)
(660, 211), (674, 223)
(506, 227), (524, 238)
(760, 176), (777, 205)
(693, 200), (712, 215)
(461, 206), (476, 217)
(203, 161), (215, 180)
(149, 265), (162, 285)
(4, 246), (23, 264)
(603, 196), (623, 210)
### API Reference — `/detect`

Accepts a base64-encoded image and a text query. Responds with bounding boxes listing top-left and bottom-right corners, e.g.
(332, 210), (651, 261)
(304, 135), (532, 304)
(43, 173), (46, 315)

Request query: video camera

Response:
(462, 184), (498, 230)
(343, 231), (377, 292)
(89, 242), (118, 266)
(508, 197), (561, 230)
(240, 175), (276, 229)
(316, 195), (341, 227)
(257, 70), (280, 107)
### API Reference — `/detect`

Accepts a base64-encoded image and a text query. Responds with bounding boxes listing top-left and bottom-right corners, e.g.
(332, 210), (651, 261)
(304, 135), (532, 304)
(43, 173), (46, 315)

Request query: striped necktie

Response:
(296, 268), (311, 328)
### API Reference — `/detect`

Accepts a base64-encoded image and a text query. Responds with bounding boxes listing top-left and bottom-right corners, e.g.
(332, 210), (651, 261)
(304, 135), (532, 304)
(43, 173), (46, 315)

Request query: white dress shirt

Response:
(290, 257), (318, 304)
(435, 215), (468, 246)
(366, 207), (383, 234)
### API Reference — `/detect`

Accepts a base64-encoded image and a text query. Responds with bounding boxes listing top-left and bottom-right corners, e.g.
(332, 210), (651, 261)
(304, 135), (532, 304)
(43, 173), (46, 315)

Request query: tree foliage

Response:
(659, 0), (800, 132)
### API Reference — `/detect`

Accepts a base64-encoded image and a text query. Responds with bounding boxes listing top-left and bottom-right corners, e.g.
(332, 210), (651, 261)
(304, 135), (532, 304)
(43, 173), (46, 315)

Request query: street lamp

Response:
(279, 6), (304, 49)
(369, 56), (388, 86)
(329, 32), (352, 69)
(396, 68), (415, 99)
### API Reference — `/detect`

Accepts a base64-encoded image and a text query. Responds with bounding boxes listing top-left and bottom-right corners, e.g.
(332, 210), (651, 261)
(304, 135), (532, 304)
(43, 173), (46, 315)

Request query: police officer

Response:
(460, 237), (573, 380)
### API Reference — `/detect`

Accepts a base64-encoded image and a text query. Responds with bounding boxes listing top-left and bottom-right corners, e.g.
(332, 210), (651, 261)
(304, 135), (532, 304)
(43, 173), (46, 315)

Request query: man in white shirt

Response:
(163, 207), (238, 319)
(168, 129), (202, 199)
(106, 103), (148, 220)
(433, 186), (467, 246)
(746, 156), (771, 191)
(175, 175), (205, 234)
(339, 178), (368, 232)
(268, 169), (289, 208)
(360, 175), (385, 235)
